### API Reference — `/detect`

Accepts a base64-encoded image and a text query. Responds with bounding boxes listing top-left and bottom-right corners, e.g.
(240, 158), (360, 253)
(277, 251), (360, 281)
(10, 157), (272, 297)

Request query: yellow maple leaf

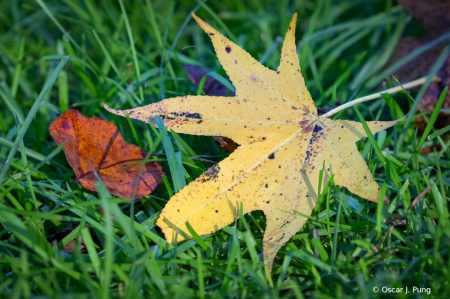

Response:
(105, 12), (401, 269)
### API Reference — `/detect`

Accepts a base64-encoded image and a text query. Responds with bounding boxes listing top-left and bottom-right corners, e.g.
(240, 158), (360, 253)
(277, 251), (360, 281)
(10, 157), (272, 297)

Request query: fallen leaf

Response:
(397, 0), (450, 35)
(105, 13), (401, 269)
(389, 0), (450, 146)
(212, 136), (239, 154)
(49, 109), (164, 199)
(47, 227), (83, 254)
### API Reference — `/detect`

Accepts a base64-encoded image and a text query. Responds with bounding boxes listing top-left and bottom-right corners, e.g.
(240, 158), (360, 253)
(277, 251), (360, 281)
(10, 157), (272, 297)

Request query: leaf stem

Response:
(320, 75), (441, 119)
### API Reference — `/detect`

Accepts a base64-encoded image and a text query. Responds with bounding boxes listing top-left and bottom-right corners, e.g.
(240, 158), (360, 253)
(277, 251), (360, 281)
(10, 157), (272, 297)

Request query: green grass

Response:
(1, 0), (450, 298)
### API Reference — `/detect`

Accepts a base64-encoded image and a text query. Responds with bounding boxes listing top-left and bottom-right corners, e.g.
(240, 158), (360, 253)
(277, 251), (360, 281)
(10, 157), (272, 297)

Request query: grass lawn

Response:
(0, 0), (449, 298)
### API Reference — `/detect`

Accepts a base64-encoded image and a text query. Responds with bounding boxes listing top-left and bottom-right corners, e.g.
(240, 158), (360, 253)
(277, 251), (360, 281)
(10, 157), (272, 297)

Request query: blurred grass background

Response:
(0, 0), (449, 298)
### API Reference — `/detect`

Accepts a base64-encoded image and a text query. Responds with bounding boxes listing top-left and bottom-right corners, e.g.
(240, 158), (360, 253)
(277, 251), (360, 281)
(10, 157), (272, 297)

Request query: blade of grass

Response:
(118, 0), (144, 103)
(0, 56), (69, 183)
(186, 221), (208, 251)
(418, 86), (448, 147)
(94, 172), (114, 298)
(10, 38), (25, 98)
(376, 184), (388, 240)
(155, 115), (186, 192)
(92, 30), (122, 79)
(107, 78), (137, 107)
(428, 125), (450, 140)
(126, 113), (142, 148)
(397, 46), (449, 151)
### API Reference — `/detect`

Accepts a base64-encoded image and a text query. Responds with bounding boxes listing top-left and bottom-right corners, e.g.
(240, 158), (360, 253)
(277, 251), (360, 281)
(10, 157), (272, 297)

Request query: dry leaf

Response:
(212, 136), (239, 154)
(390, 0), (450, 145)
(105, 13), (401, 269)
(49, 109), (164, 199)
(397, 0), (450, 35)
(47, 227), (83, 254)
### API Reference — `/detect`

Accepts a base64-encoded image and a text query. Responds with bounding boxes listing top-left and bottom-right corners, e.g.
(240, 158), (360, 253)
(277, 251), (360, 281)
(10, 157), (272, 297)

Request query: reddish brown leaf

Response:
(49, 109), (164, 199)
(389, 1), (450, 143)
(212, 136), (239, 154)
(47, 227), (82, 254)
(397, 0), (450, 35)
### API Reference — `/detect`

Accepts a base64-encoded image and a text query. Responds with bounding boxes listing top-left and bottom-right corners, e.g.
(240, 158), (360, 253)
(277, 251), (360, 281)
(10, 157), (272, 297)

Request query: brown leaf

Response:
(49, 109), (164, 199)
(389, 1), (450, 141)
(47, 227), (81, 254)
(397, 0), (450, 35)
(212, 136), (239, 154)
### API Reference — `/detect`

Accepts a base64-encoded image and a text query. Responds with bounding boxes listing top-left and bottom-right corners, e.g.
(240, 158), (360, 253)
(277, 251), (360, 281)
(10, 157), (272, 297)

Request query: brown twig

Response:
(371, 185), (432, 254)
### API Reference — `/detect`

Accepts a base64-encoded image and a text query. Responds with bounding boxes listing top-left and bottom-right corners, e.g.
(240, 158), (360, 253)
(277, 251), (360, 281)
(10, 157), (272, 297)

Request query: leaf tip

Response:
(290, 12), (298, 29)
(104, 103), (124, 117)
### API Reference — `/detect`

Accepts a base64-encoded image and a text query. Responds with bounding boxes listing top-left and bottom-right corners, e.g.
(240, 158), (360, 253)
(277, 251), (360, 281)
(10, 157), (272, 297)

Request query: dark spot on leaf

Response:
(216, 210), (218, 213)
(209, 33), (214, 36)
(186, 112), (202, 119)
(225, 46), (231, 53)
(265, 184), (268, 188)
(200, 165), (221, 183)
(269, 153), (275, 159)
(197, 120), (203, 124)
(313, 125), (322, 133)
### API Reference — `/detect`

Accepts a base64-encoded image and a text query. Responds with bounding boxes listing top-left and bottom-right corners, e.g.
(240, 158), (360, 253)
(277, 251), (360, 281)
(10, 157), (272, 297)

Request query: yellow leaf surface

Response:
(105, 12), (401, 269)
